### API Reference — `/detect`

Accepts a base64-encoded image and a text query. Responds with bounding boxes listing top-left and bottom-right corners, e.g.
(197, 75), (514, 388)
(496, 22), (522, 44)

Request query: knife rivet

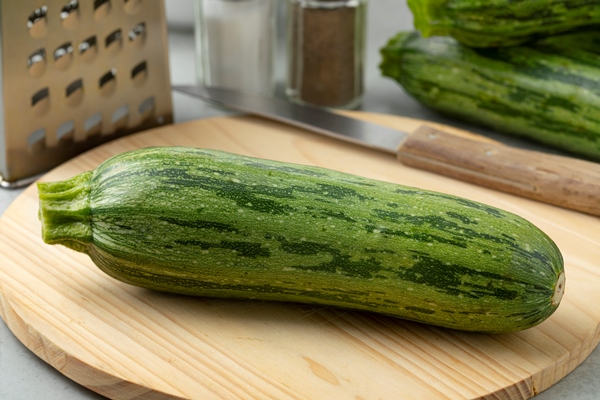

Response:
(427, 132), (438, 140)
(485, 149), (497, 156)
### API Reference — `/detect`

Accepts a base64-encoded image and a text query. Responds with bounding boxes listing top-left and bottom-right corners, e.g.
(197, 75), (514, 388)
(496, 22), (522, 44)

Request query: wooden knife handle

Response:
(398, 125), (600, 217)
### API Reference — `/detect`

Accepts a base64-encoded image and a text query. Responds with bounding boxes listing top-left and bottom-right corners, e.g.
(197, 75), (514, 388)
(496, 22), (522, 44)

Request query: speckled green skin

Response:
(38, 147), (564, 333)
(380, 30), (600, 161)
(408, 0), (600, 47)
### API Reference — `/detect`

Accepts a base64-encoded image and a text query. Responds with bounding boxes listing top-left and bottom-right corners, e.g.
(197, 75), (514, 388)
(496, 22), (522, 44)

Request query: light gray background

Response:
(1, 1), (598, 398)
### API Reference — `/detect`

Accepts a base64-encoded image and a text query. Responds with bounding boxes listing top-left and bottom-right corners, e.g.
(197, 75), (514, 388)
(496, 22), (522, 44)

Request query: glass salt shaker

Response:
(287, 0), (367, 109)
(194, 0), (277, 95)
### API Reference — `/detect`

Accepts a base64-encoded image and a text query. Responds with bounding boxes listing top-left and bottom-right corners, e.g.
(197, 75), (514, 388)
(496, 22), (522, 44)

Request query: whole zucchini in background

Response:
(380, 30), (600, 161)
(38, 147), (565, 333)
(408, 0), (600, 47)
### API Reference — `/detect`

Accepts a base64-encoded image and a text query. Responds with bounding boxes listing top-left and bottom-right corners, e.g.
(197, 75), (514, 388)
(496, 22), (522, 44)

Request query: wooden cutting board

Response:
(1, 112), (600, 400)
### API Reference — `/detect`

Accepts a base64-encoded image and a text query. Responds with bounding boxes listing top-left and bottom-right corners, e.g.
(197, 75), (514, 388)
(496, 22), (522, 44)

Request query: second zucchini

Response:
(380, 30), (600, 161)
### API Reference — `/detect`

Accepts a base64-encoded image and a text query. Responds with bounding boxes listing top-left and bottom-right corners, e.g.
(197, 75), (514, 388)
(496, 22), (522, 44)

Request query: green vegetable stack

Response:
(380, 0), (600, 161)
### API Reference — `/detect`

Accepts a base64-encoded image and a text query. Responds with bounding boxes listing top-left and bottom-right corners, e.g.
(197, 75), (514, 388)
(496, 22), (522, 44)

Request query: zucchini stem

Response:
(407, 0), (450, 38)
(37, 171), (94, 253)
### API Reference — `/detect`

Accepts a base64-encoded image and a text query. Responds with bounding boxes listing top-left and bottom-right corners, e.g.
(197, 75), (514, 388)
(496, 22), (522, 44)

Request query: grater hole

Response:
(131, 61), (147, 86)
(99, 69), (117, 96)
(27, 48), (47, 77)
(27, 6), (47, 28)
(28, 128), (47, 154)
(79, 36), (98, 62)
(60, 0), (80, 29)
(139, 97), (155, 122)
(57, 121), (75, 145)
(54, 42), (74, 69)
(128, 22), (146, 45)
(31, 87), (50, 107)
(28, 6), (48, 38)
(105, 29), (123, 53)
(84, 112), (103, 137)
(65, 79), (84, 106)
(66, 79), (83, 97)
(94, 0), (111, 19)
(27, 48), (46, 68)
(124, 0), (142, 14)
(99, 69), (116, 87)
(112, 105), (130, 130)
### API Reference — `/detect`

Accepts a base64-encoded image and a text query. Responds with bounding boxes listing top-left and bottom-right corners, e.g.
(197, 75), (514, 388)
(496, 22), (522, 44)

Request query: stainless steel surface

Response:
(1, 1), (599, 399)
(0, 0), (173, 186)
(0, 173), (41, 189)
(175, 85), (405, 154)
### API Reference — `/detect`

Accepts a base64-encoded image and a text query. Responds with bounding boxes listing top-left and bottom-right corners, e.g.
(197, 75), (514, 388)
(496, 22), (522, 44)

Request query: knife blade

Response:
(174, 85), (600, 217)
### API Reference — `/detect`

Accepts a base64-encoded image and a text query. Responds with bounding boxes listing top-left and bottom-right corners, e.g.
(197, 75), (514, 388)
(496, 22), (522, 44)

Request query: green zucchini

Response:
(408, 0), (600, 48)
(38, 147), (565, 333)
(380, 30), (600, 161)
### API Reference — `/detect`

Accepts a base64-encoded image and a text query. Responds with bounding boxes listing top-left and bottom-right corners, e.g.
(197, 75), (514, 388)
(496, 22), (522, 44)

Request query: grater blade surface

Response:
(0, 0), (173, 187)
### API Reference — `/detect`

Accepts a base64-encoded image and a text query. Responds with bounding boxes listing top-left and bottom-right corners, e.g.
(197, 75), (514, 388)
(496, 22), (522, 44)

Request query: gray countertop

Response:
(1, 1), (598, 398)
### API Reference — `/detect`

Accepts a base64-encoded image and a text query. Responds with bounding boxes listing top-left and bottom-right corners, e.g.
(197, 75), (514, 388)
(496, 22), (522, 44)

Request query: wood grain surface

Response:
(1, 113), (599, 400)
(398, 125), (600, 217)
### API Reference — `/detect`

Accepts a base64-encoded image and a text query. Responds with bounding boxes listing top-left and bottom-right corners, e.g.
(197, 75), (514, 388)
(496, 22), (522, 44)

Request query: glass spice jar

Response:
(194, 0), (277, 95)
(286, 0), (367, 109)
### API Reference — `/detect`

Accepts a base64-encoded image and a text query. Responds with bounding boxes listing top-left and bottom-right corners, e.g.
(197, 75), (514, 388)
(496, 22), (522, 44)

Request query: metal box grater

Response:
(0, 0), (173, 187)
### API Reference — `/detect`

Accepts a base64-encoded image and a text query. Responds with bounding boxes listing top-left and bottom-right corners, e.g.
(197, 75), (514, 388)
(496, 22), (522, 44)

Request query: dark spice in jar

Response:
(287, 0), (367, 109)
